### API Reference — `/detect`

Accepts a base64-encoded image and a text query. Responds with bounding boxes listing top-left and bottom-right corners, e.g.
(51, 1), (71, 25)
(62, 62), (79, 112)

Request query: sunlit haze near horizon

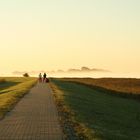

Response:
(0, 0), (140, 78)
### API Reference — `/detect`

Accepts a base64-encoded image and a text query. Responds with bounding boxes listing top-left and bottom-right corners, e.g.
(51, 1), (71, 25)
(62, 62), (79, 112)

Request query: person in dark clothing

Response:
(43, 73), (47, 83)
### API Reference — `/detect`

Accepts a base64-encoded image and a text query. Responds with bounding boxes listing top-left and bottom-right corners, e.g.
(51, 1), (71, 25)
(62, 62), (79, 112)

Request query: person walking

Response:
(43, 73), (47, 83)
(39, 73), (42, 83)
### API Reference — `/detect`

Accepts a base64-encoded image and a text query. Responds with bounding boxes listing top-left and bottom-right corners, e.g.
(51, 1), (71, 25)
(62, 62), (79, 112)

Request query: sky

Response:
(0, 0), (140, 77)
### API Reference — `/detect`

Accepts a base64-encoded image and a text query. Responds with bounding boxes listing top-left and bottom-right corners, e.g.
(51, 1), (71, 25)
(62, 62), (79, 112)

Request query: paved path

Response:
(0, 83), (64, 140)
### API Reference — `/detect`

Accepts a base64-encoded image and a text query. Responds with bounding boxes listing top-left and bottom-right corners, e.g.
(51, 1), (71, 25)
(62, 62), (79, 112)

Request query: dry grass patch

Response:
(0, 77), (37, 119)
(0, 79), (6, 84)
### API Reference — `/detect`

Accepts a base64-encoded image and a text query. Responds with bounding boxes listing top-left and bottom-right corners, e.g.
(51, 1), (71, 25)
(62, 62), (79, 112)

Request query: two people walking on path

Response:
(39, 73), (49, 83)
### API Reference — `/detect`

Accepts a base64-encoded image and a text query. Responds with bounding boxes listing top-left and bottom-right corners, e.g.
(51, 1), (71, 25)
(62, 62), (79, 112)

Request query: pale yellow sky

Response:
(0, 0), (140, 76)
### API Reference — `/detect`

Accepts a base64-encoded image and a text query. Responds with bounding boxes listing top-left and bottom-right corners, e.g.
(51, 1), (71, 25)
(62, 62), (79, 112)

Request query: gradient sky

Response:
(0, 0), (140, 75)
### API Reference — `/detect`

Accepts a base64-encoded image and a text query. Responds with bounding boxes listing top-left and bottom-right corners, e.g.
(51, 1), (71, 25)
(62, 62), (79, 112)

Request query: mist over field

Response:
(1, 71), (139, 79)
(3, 66), (137, 78)
(49, 72), (140, 78)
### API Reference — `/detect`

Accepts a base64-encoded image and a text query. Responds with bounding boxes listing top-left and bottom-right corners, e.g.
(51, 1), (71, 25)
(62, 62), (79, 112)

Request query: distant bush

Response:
(23, 73), (30, 77)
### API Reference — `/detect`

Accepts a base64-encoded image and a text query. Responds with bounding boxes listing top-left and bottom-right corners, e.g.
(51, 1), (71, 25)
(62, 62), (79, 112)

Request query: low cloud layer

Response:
(12, 67), (110, 76)
(67, 67), (109, 73)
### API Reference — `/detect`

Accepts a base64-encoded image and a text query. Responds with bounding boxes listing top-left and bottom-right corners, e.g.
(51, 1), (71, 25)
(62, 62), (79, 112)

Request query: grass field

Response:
(0, 79), (6, 83)
(52, 78), (140, 140)
(59, 78), (140, 97)
(0, 77), (37, 119)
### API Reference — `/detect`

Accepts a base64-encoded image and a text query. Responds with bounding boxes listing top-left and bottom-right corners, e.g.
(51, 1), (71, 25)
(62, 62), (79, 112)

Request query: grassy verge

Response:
(50, 80), (97, 140)
(0, 77), (37, 119)
(51, 78), (140, 140)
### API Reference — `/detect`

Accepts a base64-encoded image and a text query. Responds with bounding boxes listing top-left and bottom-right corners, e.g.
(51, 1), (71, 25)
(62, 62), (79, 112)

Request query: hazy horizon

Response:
(1, 70), (140, 79)
(0, 0), (140, 77)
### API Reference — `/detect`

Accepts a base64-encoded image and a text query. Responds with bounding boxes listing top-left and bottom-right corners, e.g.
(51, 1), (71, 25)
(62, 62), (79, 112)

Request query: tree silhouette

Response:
(23, 73), (30, 77)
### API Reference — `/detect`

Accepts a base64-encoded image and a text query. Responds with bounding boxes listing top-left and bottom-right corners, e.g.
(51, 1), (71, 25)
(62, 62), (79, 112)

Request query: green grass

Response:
(59, 78), (140, 96)
(0, 77), (37, 119)
(52, 79), (140, 140)
(0, 80), (19, 91)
